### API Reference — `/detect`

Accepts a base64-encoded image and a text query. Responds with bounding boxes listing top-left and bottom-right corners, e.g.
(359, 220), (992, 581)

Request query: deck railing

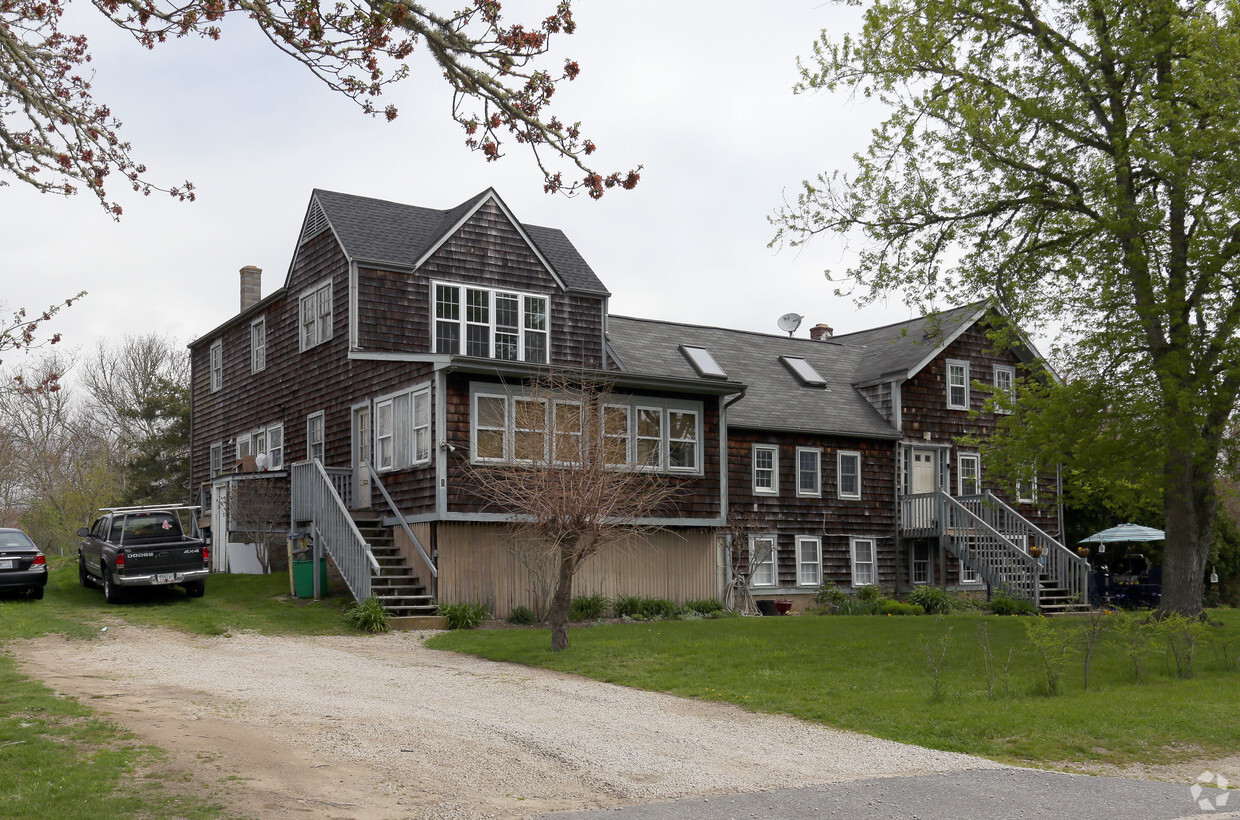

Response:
(290, 459), (378, 600)
(961, 492), (1089, 605)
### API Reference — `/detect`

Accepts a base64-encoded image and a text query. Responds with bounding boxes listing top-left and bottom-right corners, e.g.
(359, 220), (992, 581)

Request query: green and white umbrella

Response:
(1079, 523), (1165, 544)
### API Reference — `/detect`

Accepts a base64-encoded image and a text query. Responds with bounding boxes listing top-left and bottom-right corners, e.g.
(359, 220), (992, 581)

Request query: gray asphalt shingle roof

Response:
(310, 189), (610, 295)
(832, 303), (988, 383)
(606, 316), (901, 439)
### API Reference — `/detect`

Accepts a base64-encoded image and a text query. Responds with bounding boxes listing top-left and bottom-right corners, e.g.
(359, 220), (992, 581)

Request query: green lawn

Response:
(0, 557), (354, 819)
(427, 610), (1240, 768)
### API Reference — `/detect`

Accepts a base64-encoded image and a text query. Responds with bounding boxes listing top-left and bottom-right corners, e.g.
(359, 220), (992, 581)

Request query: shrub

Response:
(506, 605), (537, 625)
(614, 594), (643, 618)
(985, 595), (1036, 616)
(345, 596), (391, 634)
(880, 600), (925, 616)
(638, 597), (680, 620)
(1025, 616), (1076, 695)
(438, 601), (490, 630)
(569, 593), (612, 621)
(814, 581), (849, 607)
(907, 586), (954, 615)
(856, 584), (885, 604)
(685, 598), (723, 615)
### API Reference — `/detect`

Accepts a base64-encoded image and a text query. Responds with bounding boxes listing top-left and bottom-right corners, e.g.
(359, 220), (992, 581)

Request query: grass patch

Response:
(427, 611), (1240, 768)
(0, 557), (357, 819)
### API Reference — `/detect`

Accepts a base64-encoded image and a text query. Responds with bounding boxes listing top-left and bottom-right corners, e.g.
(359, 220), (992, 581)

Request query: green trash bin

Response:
(292, 557), (329, 598)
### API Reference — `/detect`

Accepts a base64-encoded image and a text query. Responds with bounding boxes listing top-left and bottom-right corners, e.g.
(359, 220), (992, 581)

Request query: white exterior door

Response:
(352, 405), (372, 508)
(912, 449), (937, 494)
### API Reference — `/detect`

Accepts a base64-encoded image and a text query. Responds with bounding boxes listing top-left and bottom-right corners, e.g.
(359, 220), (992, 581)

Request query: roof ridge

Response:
(608, 314), (847, 347)
(830, 300), (989, 341)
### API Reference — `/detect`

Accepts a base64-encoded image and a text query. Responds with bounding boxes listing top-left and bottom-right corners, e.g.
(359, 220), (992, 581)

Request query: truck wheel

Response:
(78, 554), (90, 588)
(102, 568), (124, 604)
(184, 580), (205, 598)
(30, 586), (44, 600)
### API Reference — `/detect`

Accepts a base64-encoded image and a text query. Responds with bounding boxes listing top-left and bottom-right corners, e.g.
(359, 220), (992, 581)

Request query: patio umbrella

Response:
(1079, 523), (1165, 543)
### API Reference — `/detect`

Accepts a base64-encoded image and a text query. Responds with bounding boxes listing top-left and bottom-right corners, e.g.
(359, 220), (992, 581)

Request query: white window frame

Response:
(850, 537), (876, 587)
(752, 444), (779, 495)
(265, 422), (284, 469)
(235, 436), (252, 460)
(993, 364), (1015, 414)
(244, 422), (285, 469)
(299, 280), (333, 351)
(209, 442), (223, 478)
(552, 400), (584, 465)
(837, 450), (862, 500)
(635, 406), (664, 470)
(1017, 471), (1038, 503)
(373, 384), (433, 473)
(957, 453), (981, 496)
(601, 404), (632, 466)
(512, 397), (549, 464)
(796, 535), (822, 587)
(307, 411), (325, 463)
(209, 340), (222, 393)
(666, 409), (700, 473)
(432, 281), (549, 364)
(250, 317), (266, 373)
(749, 535), (777, 588)
(796, 447), (821, 498)
(946, 359), (970, 410)
(910, 543), (930, 585)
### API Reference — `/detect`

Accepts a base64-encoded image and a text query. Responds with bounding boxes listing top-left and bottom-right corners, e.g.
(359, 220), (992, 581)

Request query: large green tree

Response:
(773, 0), (1240, 615)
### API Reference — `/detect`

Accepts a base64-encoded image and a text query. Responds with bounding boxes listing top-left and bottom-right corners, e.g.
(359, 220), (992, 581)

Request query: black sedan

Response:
(0, 528), (48, 599)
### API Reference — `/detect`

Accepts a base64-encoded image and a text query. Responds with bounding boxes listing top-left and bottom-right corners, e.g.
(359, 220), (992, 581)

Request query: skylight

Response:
(781, 356), (827, 386)
(680, 345), (728, 379)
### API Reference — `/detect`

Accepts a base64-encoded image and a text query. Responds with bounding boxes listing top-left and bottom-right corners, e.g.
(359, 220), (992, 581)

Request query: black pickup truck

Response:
(77, 506), (210, 603)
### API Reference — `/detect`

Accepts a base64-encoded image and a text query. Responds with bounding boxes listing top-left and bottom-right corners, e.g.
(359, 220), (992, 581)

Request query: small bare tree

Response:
(466, 374), (681, 651)
(722, 508), (771, 615)
(228, 477), (291, 573)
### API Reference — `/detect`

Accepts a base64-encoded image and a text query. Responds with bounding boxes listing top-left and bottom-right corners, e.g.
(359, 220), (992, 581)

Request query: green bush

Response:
(814, 582), (851, 609)
(614, 594), (643, 618)
(986, 595), (1037, 616)
(615, 595), (681, 620)
(569, 593), (612, 621)
(881, 600), (926, 616)
(856, 584), (885, 604)
(685, 598), (723, 615)
(438, 601), (490, 630)
(344, 596), (391, 633)
(506, 605), (537, 625)
(907, 586), (954, 615)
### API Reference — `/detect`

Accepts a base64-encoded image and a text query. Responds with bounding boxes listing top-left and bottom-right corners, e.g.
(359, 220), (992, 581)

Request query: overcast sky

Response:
(2, 2), (926, 375)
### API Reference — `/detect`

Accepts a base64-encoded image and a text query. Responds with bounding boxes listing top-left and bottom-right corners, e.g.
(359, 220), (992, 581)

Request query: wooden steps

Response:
(351, 512), (439, 620)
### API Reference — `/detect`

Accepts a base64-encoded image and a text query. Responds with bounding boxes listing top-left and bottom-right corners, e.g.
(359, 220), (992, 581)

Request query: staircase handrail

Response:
(972, 491), (1089, 605)
(938, 492), (1042, 607)
(367, 462), (437, 580)
(290, 459), (379, 600)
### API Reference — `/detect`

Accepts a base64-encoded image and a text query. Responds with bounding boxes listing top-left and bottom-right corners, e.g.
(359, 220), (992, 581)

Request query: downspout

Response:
(187, 345), (196, 507)
(719, 389), (746, 525)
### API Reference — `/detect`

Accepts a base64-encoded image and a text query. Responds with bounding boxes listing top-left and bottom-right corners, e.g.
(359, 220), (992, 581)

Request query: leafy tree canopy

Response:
(0, 0), (638, 216)
(773, 0), (1240, 614)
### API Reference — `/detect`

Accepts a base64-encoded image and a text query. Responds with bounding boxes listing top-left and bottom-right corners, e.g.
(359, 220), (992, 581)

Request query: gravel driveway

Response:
(13, 625), (1005, 819)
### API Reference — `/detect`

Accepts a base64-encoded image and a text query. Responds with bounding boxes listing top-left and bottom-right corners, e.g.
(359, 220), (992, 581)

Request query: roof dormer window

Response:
(433, 281), (548, 364)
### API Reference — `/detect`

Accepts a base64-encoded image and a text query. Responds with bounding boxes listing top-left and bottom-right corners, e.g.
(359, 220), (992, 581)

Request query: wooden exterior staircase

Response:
(902, 491), (1091, 615)
(351, 512), (442, 628)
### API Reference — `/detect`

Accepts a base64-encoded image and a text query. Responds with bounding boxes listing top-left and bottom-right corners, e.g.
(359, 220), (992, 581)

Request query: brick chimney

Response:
(239, 265), (262, 311)
(809, 323), (834, 341)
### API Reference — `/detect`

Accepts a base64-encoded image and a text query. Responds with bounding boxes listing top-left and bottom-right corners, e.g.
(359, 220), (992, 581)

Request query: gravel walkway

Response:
(14, 625), (1005, 819)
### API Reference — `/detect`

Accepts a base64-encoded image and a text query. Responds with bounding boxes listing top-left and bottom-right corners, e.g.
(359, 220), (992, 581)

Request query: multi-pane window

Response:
(602, 405), (631, 465)
(250, 317), (266, 373)
(265, 423), (284, 469)
(753, 445), (778, 495)
(667, 410), (698, 471)
(299, 281), (332, 350)
(796, 447), (821, 497)
(636, 407), (663, 469)
(373, 386), (432, 472)
(947, 359), (970, 410)
(750, 536), (776, 587)
(307, 412), (325, 463)
(958, 453), (981, 496)
(837, 451), (861, 499)
(512, 398), (547, 462)
(433, 282), (548, 363)
(851, 537), (876, 586)
(1017, 471), (1038, 503)
(209, 340), (222, 393)
(243, 423), (285, 469)
(993, 365), (1015, 414)
(209, 442), (223, 478)
(911, 543), (930, 585)
(554, 401), (583, 464)
(797, 536), (822, 587)
(475, 395), (507, 462)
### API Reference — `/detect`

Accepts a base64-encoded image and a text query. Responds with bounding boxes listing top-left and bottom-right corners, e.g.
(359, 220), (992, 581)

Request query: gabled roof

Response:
(832, 302), (988, 384)
(304, 189), (610, 296)
(606, 316), (900, 439)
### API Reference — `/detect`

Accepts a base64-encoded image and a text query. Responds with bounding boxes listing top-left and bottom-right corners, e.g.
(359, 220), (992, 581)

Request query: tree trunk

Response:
(1159, 444), (1215, 617)
(548, 539), (577, 651)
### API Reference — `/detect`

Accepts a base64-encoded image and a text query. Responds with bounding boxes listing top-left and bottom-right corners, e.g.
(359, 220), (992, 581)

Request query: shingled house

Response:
(189, 188), (1087, 618)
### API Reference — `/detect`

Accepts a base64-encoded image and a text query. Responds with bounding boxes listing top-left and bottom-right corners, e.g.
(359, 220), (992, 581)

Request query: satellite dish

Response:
(777, 313), (804, 337)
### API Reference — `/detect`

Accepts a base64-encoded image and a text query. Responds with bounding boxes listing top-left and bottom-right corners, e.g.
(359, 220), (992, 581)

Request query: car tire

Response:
(30, 586), (44, 600)
(184, 580), (205, 598)
(79, 554), (90, 588)
(102, 567), (124, 604)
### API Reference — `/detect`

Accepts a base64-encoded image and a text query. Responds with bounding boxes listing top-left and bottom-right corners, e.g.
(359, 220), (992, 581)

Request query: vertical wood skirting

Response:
(393, 522), (436, 597)
(436, 523), (716, 617)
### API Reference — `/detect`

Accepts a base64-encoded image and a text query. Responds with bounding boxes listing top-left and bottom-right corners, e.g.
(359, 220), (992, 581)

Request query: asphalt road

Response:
(541, 769), (1236, 820)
